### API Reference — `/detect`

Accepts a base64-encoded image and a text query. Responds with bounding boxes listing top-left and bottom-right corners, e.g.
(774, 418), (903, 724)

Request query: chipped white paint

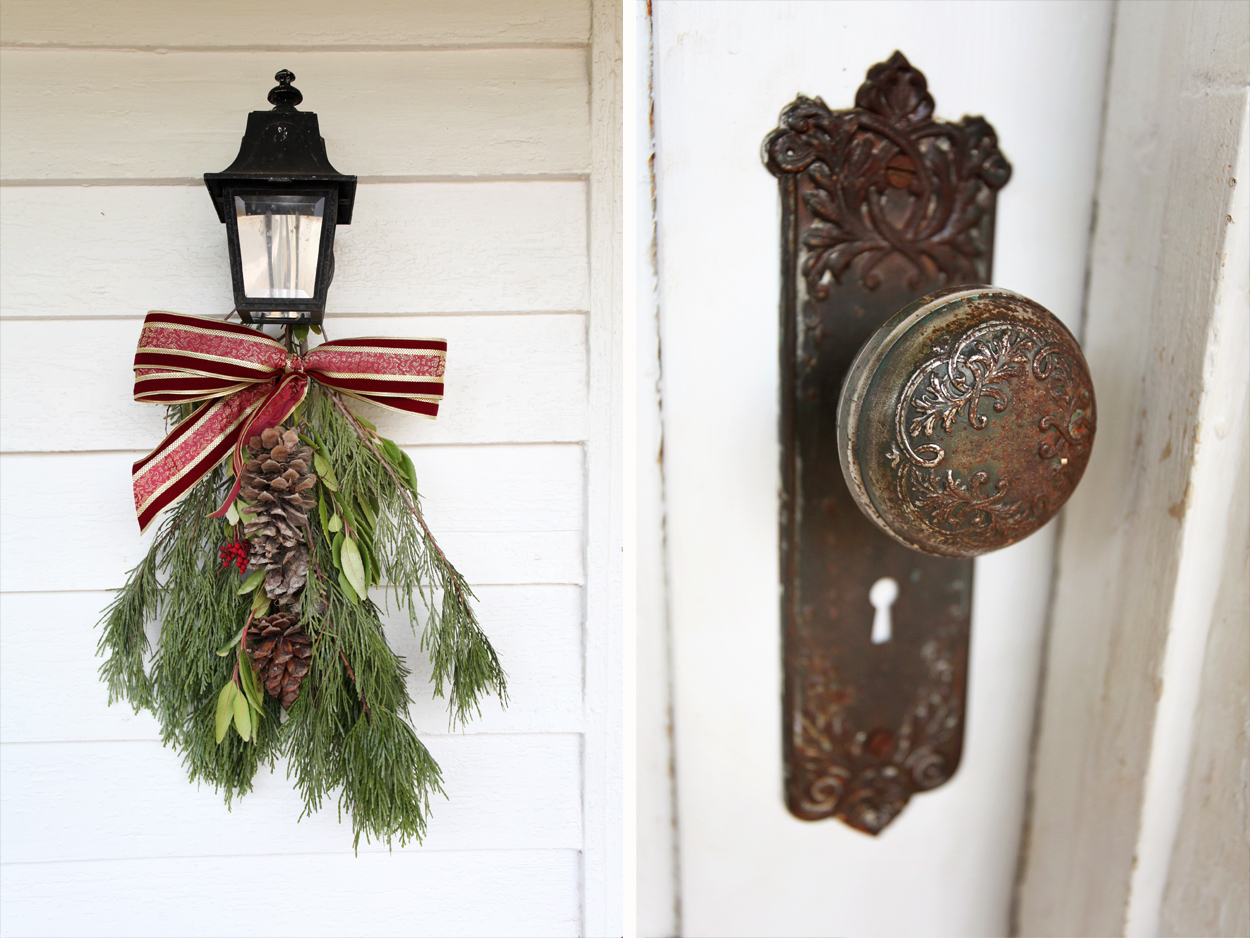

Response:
(1019, 2), (1250, 935)
(1123, 88), (1250, 938)
(634, 4), (682, 936)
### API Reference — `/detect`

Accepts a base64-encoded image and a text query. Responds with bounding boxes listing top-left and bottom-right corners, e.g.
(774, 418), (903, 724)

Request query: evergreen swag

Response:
(98, 373), (507, 849)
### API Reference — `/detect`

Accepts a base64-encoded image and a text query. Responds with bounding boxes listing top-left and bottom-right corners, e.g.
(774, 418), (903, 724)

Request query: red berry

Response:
(219, 539), (250, 572)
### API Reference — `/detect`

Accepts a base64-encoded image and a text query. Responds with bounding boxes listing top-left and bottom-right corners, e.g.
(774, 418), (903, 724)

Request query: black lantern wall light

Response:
(204, 69), (355, 325)
(100, 70), (506, 849)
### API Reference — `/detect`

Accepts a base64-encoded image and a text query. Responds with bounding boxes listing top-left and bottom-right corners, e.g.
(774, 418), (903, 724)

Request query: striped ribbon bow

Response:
(131, 311), (446, 533)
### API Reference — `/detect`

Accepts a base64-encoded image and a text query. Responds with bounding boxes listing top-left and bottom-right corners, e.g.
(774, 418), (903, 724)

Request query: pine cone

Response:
(247, 611), (313, 708)
(240, 426), (317, 606)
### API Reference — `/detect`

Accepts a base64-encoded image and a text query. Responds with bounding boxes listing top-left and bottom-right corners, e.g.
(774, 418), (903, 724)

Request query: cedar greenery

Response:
(98, 381), (506, 849)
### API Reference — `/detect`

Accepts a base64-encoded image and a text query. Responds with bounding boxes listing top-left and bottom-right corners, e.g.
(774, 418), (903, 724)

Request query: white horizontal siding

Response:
(1, 736), (582, 861)
(0, 3), (600, 934)
(0, 851), (581, 938)
(0, 184), (589, 318)
(0, 447), (586, 590)
(0, 48), (589, 180)
(0, 0), (590, 48)
(0, 314), (589, 450)
(1, 586), (584, 742)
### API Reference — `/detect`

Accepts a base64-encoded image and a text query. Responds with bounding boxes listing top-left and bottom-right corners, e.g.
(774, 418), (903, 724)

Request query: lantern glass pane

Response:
(234, 194), (325, 299)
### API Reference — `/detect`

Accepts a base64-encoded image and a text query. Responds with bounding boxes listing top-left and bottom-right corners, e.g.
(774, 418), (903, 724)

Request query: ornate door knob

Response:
(837, 286), (1096, 557)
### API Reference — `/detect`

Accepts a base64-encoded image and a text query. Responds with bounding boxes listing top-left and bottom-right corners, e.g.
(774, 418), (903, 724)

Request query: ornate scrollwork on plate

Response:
(889, 319), (1094, 546)
(768, 54), (1011, 835)
(792, 626), (962, 834)
(763, 51), (1011, 296)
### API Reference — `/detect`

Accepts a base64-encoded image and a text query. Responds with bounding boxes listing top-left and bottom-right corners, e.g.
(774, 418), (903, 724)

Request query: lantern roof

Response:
(204, 70), (357, 225)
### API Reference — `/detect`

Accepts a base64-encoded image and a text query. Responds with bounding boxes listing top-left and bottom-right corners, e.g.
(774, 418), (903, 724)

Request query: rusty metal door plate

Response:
(763, 52), (1013, 834)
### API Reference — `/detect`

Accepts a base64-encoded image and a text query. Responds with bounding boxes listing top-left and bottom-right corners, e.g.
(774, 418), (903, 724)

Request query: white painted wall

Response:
(0, 3), (621, 936)
(644, 2), (1112, 935)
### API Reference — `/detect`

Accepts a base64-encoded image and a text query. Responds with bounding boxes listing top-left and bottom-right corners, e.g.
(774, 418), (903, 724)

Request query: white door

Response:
(639, 3), (1114, 935)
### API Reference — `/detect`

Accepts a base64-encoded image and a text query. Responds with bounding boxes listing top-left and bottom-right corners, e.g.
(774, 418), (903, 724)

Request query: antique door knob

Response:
(837, 286), (1096, 558)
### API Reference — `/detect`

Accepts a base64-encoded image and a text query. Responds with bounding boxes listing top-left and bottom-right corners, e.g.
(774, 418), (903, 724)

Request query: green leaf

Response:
(358, 538), (372, 589)
(215, 623), (248, 656)
(328, 513), (342, 533)
(360, 533), (381, 587)
(312, 451), (340, 491)
(215, 682), (236, 744)
(400, 449), (419, 495)
(237, 568), (265, 595)
(337, 500), (357, 535)
(232, 685), (252, 742)
(250, 589), (270, 618)
(225, 500), (240, 525)
(317, 490), (330, 535)
(338, 569), (360, 605)
(381, 437), (404, 468)
(238, 645), (265, 718)
(354, 492), (376, 530)
(237, 499), (254, 518)
(354, 413), (377, 432)
(332, 531), (345, 570)
(352, 520), (378, 578)
(341, 537), (367, 601)
(310, 323), (322, 335)
(292, 325), (309, 345)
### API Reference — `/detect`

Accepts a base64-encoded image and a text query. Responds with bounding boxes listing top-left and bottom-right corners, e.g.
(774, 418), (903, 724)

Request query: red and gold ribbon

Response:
(131, 311), (445, 533)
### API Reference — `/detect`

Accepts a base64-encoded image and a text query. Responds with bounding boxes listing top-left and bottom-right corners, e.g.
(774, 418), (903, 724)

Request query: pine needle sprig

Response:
(339, 707), (443, 849)
(307, 385), (508, 728)
(283, 496), (446, 849)
(97, 539), (161, 713)
(149, 465), (282, 803)
(97, 385), (502, 847)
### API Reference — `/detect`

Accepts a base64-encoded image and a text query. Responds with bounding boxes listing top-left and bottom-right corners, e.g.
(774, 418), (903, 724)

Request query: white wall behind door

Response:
(646, 2), (1112, 935)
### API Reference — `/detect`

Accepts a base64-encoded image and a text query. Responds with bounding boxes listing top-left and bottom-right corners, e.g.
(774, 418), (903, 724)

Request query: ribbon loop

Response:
(131, 311), (446, 533)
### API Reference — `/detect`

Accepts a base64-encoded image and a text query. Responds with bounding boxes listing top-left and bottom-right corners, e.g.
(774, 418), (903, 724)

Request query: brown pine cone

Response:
(240, 426), (318, 607)
(247, 611), (313, 709)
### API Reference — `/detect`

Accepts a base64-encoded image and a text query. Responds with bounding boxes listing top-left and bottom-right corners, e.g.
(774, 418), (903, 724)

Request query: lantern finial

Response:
(268, 70), (302, 109)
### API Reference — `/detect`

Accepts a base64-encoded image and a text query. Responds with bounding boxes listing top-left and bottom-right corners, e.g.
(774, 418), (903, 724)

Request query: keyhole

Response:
(869, 577), (899, 644)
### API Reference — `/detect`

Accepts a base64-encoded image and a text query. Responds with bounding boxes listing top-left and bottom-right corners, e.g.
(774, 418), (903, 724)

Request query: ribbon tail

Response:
(305, 339), (447, 418)
(133, 385), (274, 534)
(208, 373), (310, 518)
